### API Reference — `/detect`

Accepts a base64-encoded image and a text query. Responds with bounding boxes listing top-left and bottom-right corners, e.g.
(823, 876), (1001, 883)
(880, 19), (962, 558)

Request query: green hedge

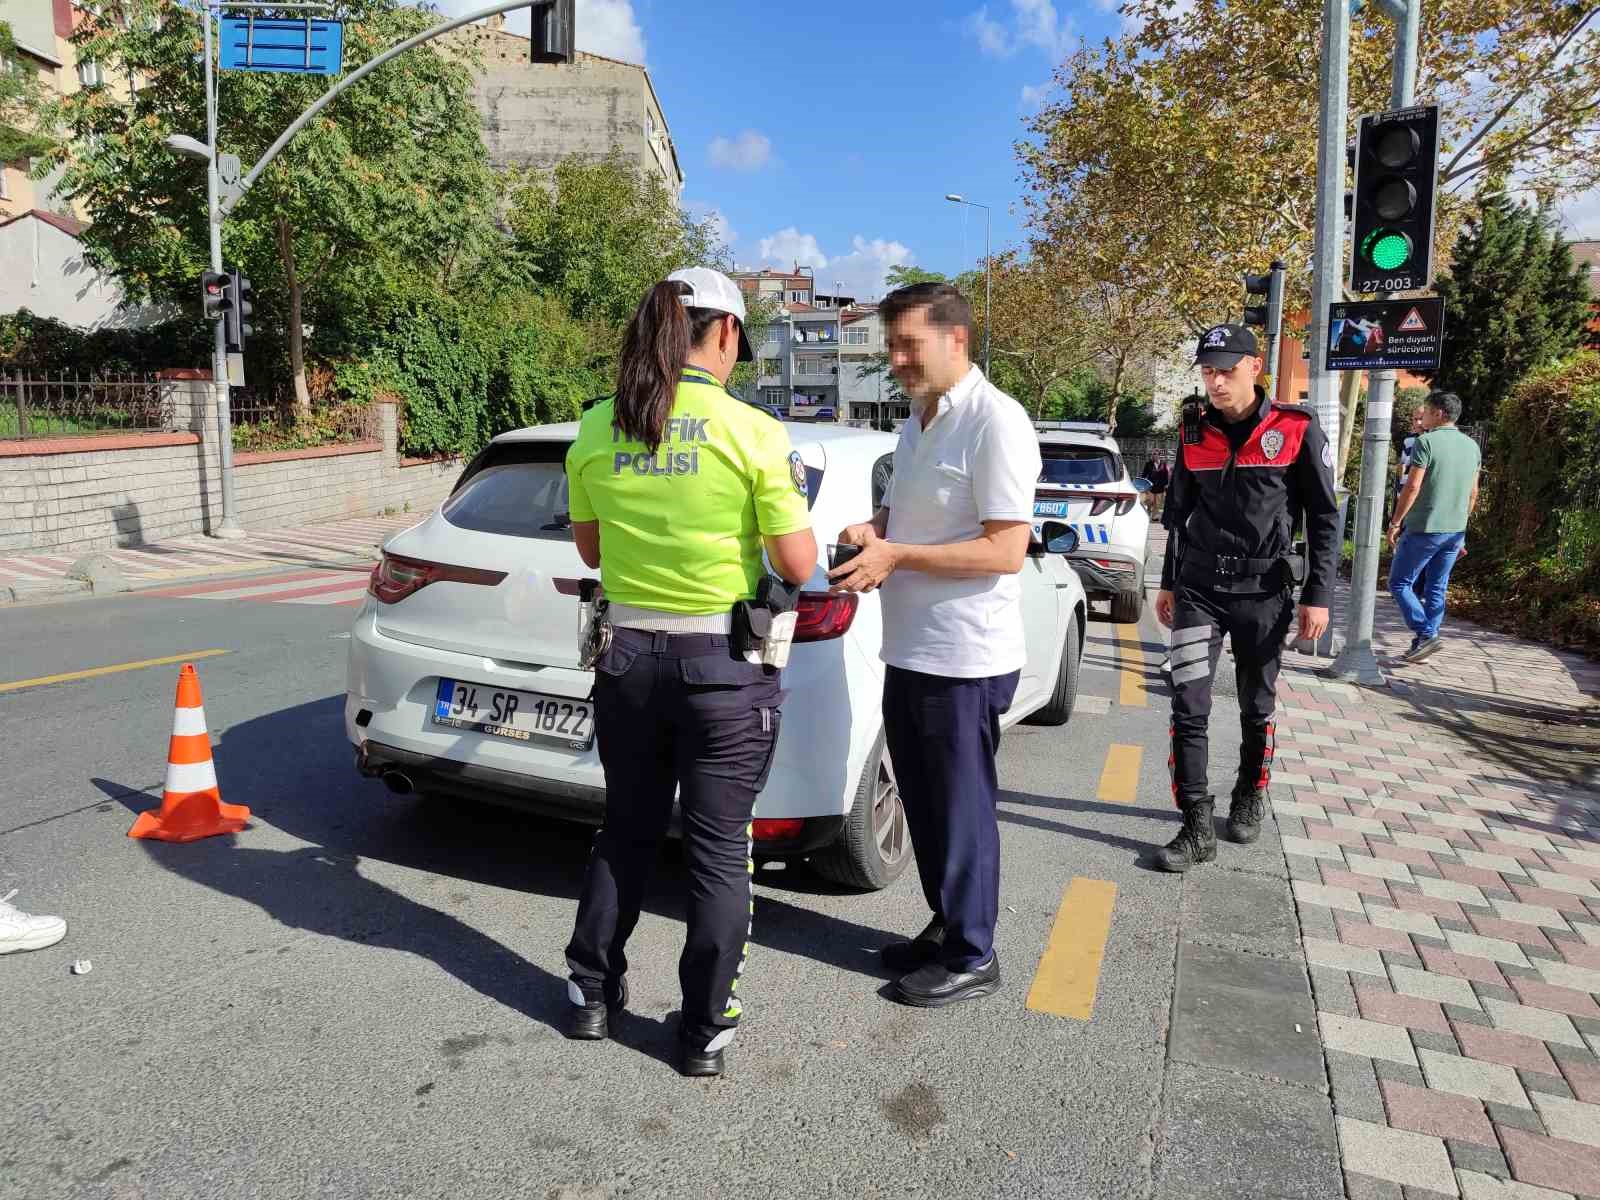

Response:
(1453, 352), (1600, 656)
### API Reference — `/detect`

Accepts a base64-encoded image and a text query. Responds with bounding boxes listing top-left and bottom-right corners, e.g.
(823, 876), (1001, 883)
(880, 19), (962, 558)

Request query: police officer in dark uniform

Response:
(1153, 324), (1339, 872)
(561, 267), (818, 1075)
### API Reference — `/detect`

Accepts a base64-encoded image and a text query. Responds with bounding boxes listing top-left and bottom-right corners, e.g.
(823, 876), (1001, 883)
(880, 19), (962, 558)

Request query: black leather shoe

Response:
(880, 917), (945, 973)
(563, 977), (627, 1041)
(893, 952), (1001, 1008)
(676, 1038), (725, 1078)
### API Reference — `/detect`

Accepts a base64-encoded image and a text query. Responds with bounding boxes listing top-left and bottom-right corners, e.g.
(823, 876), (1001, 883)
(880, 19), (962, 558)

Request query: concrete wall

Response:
(0, 386), (460, 555)
(0, 214), (155, 329)
(446, 28), (682, 194)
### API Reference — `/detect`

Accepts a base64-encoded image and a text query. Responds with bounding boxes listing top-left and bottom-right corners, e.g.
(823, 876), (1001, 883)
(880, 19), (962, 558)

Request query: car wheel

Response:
(1111, 588), (1144, 624)
(810, 736), (911, 891)
(1024, 608), (1081, 727)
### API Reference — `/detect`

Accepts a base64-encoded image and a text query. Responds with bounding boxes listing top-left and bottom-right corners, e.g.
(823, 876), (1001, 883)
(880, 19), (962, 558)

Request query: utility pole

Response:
(1329, 0), (1422, 687)
(1306, 0), (1352, 453)
(203, 6), (243, 538)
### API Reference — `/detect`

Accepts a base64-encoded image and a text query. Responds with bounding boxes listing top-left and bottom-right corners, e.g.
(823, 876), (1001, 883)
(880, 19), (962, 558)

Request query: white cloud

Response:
(687, 201), (737, 250)
(965, 0), (1075, 60)
(1020, 81), (1051, 109)
(753, 230), (913, 302)
(493, 0), (647, 64)
(1558, 186), (1600, 240)
(1122, 0), (1196, 36)
(708, 130), (775, 172)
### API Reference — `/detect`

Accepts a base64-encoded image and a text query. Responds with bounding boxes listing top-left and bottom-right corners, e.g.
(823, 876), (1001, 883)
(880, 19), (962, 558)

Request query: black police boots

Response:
(676, 1033), (726, 1078)
(1155, 798), (1217, 873)
(1227, 788), (1269, 844)
(563, 976), (627, 1041)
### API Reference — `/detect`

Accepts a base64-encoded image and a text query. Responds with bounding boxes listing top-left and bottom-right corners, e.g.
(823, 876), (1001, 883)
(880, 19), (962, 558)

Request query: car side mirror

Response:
(1133, 477), (1153, 493)
(1041, 519), (1079, 556)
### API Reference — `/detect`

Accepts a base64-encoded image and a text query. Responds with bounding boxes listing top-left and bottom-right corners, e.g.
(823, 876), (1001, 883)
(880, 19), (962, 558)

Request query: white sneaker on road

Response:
(0, 889), (67, 955)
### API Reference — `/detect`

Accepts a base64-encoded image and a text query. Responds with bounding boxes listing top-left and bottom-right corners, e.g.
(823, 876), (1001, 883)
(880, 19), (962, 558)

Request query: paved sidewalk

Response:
(0, 514), (420, 593)
(1275, 587), (1600, 1198)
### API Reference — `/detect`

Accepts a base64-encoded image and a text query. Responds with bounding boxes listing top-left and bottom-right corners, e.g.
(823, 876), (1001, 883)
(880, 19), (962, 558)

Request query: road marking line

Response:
(1115, 623), (1147, 707)
(1097, 744), (1142, 804)
(0, 649), (229, 694)
(1026, 876), (1118, 1021)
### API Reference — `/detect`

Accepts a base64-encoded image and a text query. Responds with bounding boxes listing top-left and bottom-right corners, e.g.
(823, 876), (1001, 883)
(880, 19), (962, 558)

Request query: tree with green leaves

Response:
(47, 0), (498, 416)
(0, 22), (55, 163)
(1431, 192), (1591, 423)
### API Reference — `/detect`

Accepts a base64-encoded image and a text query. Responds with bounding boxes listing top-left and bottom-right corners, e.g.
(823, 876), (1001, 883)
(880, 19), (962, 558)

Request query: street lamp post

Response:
(945, 194), (991, 377)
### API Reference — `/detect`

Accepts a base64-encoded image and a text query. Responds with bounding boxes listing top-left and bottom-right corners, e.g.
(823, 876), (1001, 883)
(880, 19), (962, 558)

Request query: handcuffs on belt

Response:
(577, 578), (612, 669)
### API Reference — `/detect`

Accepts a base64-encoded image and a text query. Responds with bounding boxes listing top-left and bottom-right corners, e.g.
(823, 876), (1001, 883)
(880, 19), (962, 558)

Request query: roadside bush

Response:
(1452, 352), (1600, 656)
(0, 310), (208, 373)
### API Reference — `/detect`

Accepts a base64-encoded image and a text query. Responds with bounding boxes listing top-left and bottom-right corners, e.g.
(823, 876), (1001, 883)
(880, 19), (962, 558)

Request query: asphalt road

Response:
(0, 567), (1338, 1200)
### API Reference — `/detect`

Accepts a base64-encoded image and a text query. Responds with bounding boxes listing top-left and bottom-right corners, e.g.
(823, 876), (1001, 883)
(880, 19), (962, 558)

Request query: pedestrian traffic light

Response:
(1349, 103), (1440, 295)
(1242, 261), (1287, 382)
(224, 270), (253, 353)
(201, 271), (228, 321)
(530, 0), (574, 64)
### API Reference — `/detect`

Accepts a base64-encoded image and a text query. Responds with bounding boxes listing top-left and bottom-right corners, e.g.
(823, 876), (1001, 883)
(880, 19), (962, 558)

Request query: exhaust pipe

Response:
(381, 770), (415, 796)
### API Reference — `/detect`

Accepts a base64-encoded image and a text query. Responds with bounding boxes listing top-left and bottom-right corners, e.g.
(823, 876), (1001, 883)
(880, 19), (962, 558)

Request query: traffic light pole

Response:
(204, 5), (244, 539)
(1329, 0), (1420, 686)
(1306, 0), (1351, 459)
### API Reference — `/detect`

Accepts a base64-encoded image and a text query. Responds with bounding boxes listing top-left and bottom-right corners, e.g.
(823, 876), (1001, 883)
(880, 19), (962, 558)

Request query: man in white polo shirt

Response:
(829, 282), (1042, 1008)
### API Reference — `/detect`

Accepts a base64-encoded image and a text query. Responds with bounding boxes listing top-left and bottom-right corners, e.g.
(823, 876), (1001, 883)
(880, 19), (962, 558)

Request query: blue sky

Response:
(491, 0), (1130, 300)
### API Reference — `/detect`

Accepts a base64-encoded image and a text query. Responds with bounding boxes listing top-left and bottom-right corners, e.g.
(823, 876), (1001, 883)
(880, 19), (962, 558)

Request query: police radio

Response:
(1181, 392), (1207, 446)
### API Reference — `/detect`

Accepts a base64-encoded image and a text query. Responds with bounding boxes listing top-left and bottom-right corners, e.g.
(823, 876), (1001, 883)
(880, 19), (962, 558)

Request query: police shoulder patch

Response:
(1322, 441), (1334, 469)
(788, 450), (808, 498)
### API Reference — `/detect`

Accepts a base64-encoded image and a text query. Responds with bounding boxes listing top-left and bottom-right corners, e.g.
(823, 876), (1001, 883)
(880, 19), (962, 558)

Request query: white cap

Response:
(667, 266), (753, 361)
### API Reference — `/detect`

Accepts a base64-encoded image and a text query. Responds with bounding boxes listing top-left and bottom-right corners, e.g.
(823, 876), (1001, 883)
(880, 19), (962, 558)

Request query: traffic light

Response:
(201, 270), (228, 321)
(1242, 261), (1286, 381)
(530, 0), (574, 64)
(224, 270), (254, 353)
(1349, 103), (1440, 294)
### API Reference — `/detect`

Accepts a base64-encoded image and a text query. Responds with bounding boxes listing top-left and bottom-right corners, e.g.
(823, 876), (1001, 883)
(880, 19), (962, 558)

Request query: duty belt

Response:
(1182, 548), (1283, 578)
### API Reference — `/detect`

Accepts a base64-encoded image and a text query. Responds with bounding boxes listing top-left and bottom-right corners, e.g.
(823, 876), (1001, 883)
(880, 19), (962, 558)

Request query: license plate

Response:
(432, 678), (594, 748)
(1034, 500), (1072, 516)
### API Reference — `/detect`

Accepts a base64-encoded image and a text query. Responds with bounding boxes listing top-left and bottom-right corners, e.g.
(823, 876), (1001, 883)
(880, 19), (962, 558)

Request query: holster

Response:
(1283, 542), (1308, 588)
(731, 576), (802, 665)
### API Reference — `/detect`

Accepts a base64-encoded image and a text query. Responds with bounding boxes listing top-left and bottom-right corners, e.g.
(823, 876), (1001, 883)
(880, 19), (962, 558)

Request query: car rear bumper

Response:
(1068, 552), (1145, 597)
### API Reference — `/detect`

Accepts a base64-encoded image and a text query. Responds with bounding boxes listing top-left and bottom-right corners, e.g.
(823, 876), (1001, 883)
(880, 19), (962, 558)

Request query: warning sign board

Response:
(1326, 297), (1445, 373)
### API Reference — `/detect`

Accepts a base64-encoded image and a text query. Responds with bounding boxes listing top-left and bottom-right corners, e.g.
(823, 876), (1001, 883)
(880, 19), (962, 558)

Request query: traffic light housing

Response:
(1242, 261), (1286, 381)
(201, 271), (228, 321)
(1349, 103), (1440, 294)
(224, 270), (253, 353)
(530, 0), (574, 64)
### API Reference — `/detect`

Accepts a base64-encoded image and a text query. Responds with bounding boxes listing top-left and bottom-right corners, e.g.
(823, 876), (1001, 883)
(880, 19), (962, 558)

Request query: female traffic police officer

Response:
(561, 267), (817, 1077)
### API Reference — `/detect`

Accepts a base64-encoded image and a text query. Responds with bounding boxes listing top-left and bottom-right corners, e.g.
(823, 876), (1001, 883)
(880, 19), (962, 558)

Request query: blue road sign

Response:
(218, 16), (344, 75)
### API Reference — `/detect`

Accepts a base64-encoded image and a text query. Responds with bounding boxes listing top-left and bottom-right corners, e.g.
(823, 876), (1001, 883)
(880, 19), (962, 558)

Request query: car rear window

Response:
(444, 444), (573, 540)
(1040, 446), (1121, 487)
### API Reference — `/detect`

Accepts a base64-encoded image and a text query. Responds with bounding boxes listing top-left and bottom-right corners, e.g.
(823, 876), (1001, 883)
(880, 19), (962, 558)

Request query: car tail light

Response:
(752, 818), (804, 841)
(793, 591), (858, 642)
(368, 553), (507, 604)
(1088, 498), (1112, 516)
(1085, 492), (1137, 517)
(1091, 558), (1136, 572)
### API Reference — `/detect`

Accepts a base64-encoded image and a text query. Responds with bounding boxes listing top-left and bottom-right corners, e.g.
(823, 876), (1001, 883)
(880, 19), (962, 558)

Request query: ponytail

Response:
(615, 280), (726, 452)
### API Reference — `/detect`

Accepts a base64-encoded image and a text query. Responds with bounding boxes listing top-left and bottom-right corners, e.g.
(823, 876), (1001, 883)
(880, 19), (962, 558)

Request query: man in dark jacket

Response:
(1152, 324), (1340, 872)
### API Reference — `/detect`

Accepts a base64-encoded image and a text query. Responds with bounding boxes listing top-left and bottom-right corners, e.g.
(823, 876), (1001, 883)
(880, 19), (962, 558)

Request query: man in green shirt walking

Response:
(1387, 391), (1482, 662)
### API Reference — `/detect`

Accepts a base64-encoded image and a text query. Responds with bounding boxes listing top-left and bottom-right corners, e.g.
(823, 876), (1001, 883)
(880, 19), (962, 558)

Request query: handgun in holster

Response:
(732, 575), (802, 669)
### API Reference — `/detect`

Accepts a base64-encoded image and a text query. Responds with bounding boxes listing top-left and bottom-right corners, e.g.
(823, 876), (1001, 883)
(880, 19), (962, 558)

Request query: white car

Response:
(346, 422), (1087, 891)
(1032, 422), (1151, 624)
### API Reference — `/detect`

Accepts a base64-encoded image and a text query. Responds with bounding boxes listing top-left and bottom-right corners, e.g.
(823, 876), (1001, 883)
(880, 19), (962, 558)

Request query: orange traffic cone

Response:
(128, 664), (250, 842)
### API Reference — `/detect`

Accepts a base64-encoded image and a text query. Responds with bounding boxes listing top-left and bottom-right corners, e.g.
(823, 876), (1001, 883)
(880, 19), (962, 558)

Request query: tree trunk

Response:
(1336, 369), (1361, 481)
(276, 216), (311, 421)
(1106, 354), (1127, 433)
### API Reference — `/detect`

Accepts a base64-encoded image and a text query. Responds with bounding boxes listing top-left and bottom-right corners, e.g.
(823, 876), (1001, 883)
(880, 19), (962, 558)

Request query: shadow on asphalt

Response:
(98, 695), (904, 1055)
(998, 790), (1173, 872)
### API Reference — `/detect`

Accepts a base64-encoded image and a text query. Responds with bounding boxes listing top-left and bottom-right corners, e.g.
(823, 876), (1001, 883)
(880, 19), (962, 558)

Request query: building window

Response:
(845, 328), (869, 346)
(759, 357), (781, 377)
(77, 59), (104, 88)
(789, 290), (807, 303)
(763, 389), (786, 407)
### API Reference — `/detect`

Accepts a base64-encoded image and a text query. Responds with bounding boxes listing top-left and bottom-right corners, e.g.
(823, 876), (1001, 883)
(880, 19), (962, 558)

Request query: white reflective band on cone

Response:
(164, 759), (218, 795)
(171, 706), (208, 736)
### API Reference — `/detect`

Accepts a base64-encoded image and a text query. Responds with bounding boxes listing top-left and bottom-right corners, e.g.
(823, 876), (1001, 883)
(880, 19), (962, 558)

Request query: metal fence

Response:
(229, 387), (378, 454)
(1, 371), (172, 440)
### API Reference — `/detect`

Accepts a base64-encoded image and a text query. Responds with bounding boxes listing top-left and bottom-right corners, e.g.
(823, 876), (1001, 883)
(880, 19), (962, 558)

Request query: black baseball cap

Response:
(1194, 323), (1260, 368)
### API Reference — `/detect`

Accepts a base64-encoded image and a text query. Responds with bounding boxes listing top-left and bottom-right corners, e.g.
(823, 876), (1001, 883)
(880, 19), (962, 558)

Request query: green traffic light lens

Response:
(1363, 229), (1413, 271)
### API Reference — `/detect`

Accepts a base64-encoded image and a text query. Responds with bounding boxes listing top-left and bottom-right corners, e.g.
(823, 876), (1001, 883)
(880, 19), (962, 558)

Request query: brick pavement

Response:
(1274, 582), (1600, 1198)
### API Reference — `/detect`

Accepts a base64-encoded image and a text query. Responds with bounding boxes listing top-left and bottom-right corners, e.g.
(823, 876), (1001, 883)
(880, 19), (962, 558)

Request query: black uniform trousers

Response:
(1168, 579), (1295, 808)
(883, 665), (1020, 972)
(565, 627), (781, 1049)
